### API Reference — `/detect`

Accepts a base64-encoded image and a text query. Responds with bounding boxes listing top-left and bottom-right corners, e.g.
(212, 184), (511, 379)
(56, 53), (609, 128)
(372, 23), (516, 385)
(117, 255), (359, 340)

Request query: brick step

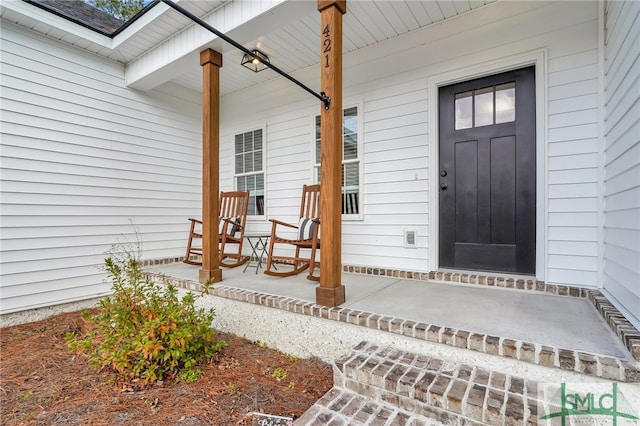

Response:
(295, 388), (447, 425)
(296, 341), (543, 425)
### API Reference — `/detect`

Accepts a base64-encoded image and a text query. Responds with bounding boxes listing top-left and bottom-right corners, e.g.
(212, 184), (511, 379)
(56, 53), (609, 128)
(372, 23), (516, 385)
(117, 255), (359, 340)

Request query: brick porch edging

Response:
(589, 292), (640, 362)
(341, 264), (640, 365)
(343, 266), (589, 298)
(143, 268), (640, 383)
(141, 256), (640, 365)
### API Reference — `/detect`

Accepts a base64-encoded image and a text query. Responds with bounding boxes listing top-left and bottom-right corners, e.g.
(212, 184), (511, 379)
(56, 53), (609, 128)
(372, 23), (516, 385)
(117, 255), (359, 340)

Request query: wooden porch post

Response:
(199, 48), (223, 284)
(316, 0), (346, 307)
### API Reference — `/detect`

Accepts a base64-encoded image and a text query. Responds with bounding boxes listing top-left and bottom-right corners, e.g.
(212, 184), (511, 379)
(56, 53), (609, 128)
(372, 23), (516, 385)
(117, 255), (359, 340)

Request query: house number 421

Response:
(323, 24), (331, 68)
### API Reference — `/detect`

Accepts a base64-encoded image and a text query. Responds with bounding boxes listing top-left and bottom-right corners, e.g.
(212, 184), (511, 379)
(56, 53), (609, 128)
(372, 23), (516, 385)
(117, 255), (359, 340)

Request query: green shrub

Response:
(67, 244), (225, 385)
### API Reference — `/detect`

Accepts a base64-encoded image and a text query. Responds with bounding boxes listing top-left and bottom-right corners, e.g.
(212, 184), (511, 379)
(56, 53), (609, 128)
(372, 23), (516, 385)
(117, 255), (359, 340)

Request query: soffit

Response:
(172, 0), (497, 95)
(160, 0), (497, 96)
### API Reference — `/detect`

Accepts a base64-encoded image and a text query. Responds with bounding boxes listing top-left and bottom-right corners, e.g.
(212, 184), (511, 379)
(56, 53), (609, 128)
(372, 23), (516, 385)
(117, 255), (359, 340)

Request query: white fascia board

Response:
(125, 0), (293, 91)
(111, 0), (172, 49)
(126, 51), (201, 93)
(1, 0), (113, 48)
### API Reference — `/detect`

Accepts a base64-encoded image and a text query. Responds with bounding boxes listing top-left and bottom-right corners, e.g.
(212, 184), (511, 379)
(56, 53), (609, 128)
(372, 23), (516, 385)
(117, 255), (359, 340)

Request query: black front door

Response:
(438, 66), (536, 274)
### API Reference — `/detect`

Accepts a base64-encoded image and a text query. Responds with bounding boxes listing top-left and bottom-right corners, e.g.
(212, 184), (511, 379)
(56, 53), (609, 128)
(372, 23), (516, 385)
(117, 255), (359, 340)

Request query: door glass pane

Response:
(474, 86), (493, 127)
(495, 82), (516, 124)
(455, 91), (473, 130)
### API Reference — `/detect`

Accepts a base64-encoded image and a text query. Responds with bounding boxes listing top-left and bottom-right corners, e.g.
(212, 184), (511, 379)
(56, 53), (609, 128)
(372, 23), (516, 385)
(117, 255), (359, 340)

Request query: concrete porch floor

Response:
(144, 262), (630, 361)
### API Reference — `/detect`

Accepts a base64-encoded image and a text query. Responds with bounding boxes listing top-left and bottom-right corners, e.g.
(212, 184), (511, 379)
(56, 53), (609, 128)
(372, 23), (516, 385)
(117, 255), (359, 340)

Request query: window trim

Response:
(312, 101), (364, 221)
(233, 124), (267, 220)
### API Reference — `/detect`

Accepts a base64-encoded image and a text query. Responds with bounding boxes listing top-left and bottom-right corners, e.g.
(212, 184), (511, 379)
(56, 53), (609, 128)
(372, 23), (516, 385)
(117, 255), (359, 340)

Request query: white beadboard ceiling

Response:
(1, 0), (495, 95)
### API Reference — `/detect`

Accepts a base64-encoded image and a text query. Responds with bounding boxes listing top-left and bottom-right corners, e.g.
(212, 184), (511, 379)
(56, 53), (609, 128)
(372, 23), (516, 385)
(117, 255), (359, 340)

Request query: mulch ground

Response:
(0, 310), (334, 425)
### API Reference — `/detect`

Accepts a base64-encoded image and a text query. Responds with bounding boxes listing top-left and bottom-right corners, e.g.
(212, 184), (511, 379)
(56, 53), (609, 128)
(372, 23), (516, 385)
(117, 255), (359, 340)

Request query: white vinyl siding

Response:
(0, 23), (202, 313)
(216, 1), (605, 279)
(544, 4), (601, 287)
(602, 0), (640, 328)
(354, 79), (429, 271)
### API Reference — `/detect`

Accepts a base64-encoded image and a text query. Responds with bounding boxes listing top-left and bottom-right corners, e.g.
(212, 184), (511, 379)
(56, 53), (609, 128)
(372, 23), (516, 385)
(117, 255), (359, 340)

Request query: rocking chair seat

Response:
(184, 191), (250, 268)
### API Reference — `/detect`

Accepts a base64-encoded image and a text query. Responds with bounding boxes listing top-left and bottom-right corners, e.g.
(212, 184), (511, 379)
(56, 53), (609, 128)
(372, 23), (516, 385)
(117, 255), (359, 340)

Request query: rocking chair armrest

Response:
(269, 218), (298, 229)
(221, 217), (241, 226)
(187, 217), (202, 224)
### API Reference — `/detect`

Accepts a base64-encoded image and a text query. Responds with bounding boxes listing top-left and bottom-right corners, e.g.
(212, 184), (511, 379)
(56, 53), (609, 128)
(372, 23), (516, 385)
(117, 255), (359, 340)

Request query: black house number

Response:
(323, 24), (331, 68)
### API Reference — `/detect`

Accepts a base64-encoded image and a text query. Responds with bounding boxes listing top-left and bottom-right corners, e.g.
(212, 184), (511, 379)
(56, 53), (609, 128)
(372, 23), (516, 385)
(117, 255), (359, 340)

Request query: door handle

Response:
(440, 183), (448, 190)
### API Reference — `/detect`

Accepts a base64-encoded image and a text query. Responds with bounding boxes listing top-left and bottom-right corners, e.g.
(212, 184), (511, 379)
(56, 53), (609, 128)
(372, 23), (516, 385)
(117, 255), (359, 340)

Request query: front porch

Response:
(143, 260), (640, 423)
(143, 260), (639, 383)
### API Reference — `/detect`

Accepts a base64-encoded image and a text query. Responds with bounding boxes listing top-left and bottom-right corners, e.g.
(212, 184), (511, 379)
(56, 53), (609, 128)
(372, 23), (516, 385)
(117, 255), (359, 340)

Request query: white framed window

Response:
(314, 105), (363, 218)
(234, 128), (264, 216)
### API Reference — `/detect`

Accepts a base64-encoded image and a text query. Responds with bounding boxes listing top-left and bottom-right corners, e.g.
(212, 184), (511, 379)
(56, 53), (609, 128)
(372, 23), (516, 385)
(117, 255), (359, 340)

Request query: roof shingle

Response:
(27, 0), (125, 35)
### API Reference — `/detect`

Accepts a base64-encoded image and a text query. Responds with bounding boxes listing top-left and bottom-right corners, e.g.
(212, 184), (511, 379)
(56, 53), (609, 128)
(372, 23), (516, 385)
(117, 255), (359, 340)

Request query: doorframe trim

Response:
(427, 49), (548, 280)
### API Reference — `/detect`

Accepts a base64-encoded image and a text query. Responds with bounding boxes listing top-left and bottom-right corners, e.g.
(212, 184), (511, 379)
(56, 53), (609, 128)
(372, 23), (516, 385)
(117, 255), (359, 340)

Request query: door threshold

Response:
(436, 267), (536, 282)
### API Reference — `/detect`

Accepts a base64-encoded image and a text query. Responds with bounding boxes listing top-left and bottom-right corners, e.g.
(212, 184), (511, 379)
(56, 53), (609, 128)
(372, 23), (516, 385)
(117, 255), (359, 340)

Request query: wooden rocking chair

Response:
(184, 190), (250, 268)
(265, 184), (320, 281)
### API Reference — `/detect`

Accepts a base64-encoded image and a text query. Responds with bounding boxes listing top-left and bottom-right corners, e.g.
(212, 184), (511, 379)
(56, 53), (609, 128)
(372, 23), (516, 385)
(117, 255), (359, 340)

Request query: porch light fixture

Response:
(241, 49), (269, 72)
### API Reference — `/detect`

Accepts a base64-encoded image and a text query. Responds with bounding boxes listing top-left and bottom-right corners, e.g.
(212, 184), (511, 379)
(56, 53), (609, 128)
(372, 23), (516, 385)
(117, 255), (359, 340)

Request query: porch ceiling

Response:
(169, 0), (498, 95)
(2, 0), (495, 96)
